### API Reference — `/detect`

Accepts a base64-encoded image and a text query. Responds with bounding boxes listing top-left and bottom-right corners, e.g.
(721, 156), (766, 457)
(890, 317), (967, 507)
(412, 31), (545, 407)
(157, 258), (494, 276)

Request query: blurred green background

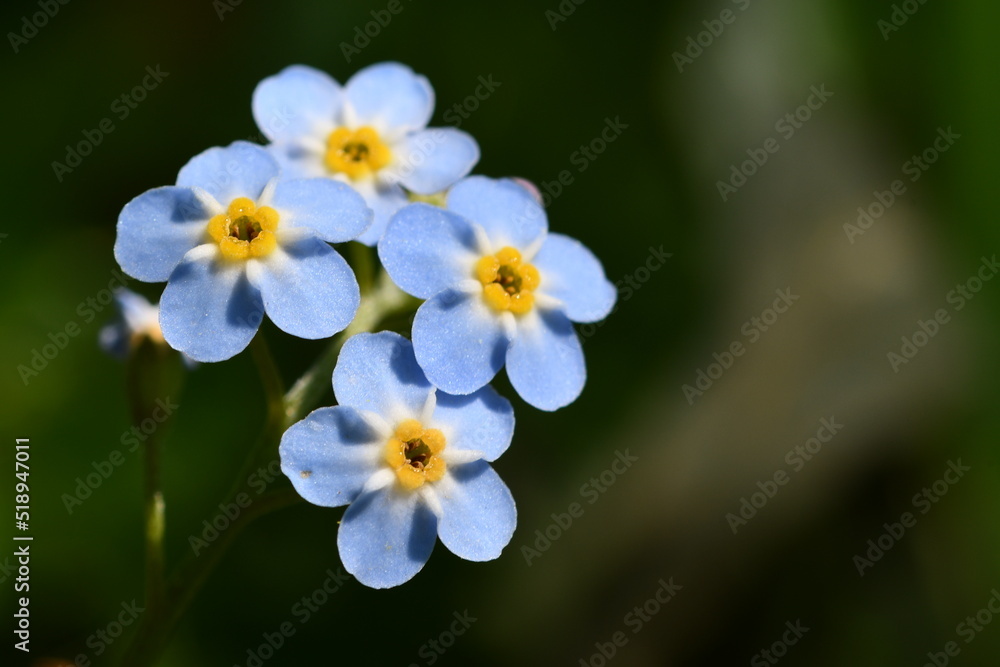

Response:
(3, 0), (1000, 665)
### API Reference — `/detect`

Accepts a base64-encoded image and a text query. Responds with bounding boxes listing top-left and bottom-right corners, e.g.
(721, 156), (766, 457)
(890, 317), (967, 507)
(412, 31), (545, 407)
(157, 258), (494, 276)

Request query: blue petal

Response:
(279, 406), (382, 507)
(412, 290), (508, 395)
(115, 186), (211, 282)
(338, 486), (437, 588)
(159, 251), (263, 362)
(344, 62), (433, 137)
(506, 309), (585, 411)
(176, 142), (279, 206)
(270, 178), (372, 243)
(333, 332), (433, 421)
(99, 290), (158, 359)
(252, 235), (359, 340)
(99, 321), (129, 360)
(353, 179), (410, 246)
(114, 289), (155, 330)
(266, 142), (326, 179)
(533, 233), (617, 323)
(433, 388), (514, 462)
(392, 128), (479, 194)
(446, 176), (548, 250)
(436, 461), (516, 561)
(378, 203), (478, 299)
(252, 65), (342, 143)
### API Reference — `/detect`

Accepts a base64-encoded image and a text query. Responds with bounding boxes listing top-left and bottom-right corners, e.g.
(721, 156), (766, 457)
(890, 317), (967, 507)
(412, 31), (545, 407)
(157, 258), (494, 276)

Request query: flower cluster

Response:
(112, 62), (615, 588)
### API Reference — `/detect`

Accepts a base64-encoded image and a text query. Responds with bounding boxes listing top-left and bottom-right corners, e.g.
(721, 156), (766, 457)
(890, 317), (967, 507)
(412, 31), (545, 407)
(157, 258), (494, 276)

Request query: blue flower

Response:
(378, 176), (616, 411)
(99, 289), (196, 366)
(279, 331), (516, 589)
(114, 141), (371, 362)
(252, 63), (480, 246)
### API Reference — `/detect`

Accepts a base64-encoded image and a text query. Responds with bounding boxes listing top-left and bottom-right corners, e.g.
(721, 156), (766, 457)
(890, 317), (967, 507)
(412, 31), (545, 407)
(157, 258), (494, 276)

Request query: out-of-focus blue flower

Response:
(252, 63), (479, 246)
(378, 176), (616, 411)
(99, 289), (196, 366)
(114, 141), (372, 362)
(279, 331), (516, 589)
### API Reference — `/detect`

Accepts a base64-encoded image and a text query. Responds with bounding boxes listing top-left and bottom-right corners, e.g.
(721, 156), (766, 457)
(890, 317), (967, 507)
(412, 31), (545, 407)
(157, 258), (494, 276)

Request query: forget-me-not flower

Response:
(378, 176), (616, 411)
(99, 289), (166, 360)
(114, 141), (371, 362)
(252, 62), (479, 245)
(279, 331), (516, 588)
(99, 289), (196, 366)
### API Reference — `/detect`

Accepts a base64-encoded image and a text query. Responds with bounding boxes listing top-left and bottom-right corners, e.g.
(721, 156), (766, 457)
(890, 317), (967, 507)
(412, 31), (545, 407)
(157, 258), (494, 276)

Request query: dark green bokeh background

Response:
(3, 0), (1000, 665)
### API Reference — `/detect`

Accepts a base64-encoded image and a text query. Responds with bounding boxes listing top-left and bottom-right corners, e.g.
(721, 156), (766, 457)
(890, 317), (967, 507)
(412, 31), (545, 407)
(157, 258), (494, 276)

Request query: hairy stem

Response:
(115, 270), (415, 667)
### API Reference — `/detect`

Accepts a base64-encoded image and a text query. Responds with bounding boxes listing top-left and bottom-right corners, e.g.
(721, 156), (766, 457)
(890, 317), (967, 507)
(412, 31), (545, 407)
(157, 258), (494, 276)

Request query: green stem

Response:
(115, 269), (415, 667)
(142, 430), (165, 632)
(284, 269), (414, 427)
(349, 242), (375, 296)
(116, 487), (302, 666)
(250, 331), (285, 416)
(158, 487), (302, 657)
(114, 432), (166, 667)
(120, 339), (185, 667)
(145, 443), (165, 605)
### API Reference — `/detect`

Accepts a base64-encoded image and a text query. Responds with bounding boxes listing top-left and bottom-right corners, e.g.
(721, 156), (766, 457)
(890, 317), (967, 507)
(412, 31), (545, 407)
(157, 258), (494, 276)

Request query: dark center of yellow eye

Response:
(495, 264), (522, 294)
(206, 197), (280, 261)
(229, 215), (262, 242)
(342, 142), (370, 163)
(324, 126), (391, 179)
(475, 247), (541, 315)
(384, 419), (447, 490)
(404, 439), (432, 470)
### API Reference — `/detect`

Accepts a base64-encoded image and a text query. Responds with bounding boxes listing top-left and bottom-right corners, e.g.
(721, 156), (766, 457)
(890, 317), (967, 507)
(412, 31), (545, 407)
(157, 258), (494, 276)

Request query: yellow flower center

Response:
(475, 246), (541, 315)
(130, 323), (164, 348)
(324, 126), (391, 180)
(206, 197), (279, 261)
(384, 419), (447, 491)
